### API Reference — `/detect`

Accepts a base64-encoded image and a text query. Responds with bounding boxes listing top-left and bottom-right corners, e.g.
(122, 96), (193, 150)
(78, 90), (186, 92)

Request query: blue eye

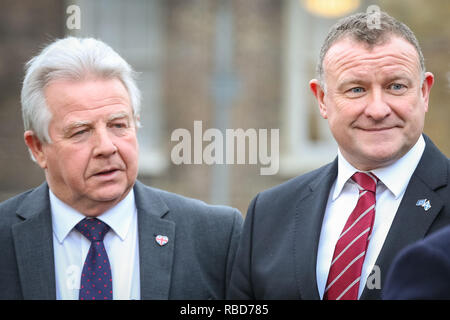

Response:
(73, 129), (88, 136)
(111, 122), (127, 129)
(345, 86), (366, 98)
(351, 87), (365, 93)
(390, 83), (405, 90)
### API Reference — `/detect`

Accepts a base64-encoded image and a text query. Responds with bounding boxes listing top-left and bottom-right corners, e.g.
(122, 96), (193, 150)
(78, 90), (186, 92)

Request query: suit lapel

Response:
(13, 183), (56, 300)
(361, 135), (448, 299)
(294, 159), (338, 300)
(134, 181), (175, 300)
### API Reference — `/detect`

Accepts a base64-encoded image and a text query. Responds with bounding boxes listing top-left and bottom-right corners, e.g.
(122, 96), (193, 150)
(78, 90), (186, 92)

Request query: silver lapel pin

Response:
(416, 199), (431, 212)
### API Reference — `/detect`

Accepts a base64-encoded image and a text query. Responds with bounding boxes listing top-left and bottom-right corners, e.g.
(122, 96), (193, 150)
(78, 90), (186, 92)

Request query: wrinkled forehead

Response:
(46, 77), (131, 107)
(323, 35), (422, 79)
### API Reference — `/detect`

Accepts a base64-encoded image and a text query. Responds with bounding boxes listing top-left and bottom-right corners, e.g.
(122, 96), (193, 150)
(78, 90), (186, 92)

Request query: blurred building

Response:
(1, 0), (449, 215)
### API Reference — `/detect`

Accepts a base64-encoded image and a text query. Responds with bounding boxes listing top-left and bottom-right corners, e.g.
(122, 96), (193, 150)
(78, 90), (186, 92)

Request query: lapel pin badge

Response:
(155, 234), (169, 246)
(416, 199), (431, 212)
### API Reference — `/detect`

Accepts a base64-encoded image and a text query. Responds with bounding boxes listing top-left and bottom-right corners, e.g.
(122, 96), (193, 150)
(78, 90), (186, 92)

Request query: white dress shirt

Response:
(316, 135), (426, 299)
(51, 189), (141, 300)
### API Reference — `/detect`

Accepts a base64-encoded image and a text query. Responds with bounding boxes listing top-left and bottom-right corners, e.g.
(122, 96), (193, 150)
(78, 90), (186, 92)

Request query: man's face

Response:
(310, 36), (434, 170)
(26, 78), (139, 216)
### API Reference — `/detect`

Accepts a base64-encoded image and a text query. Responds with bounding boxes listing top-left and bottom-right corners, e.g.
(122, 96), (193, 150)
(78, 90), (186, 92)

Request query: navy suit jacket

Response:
(228, 135), (450, 300)
(0, 180), (243, 299)
(383, 224), (450, 299)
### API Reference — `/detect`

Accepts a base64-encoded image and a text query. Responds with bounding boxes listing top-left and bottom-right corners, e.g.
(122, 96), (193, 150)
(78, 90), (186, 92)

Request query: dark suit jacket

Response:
(228, 135), (450, 300)
(0, 180), (243, 300)
(382, 224), (450, 299)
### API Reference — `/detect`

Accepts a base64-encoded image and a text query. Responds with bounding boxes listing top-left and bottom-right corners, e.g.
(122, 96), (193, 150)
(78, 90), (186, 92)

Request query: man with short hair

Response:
(0, 37), (243, 300)
(228, 11), (450, 300)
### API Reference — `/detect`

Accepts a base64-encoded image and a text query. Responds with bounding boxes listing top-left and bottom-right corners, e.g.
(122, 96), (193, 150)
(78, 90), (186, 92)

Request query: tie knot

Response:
(75, 218), (110, 242)
(351, 172), (378, 193)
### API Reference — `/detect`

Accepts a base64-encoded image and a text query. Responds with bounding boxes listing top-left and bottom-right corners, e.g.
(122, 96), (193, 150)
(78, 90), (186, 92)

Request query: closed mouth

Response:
(358, 127), (396, 132)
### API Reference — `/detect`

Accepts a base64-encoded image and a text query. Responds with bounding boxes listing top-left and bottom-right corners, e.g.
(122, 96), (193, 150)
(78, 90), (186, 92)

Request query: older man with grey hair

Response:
(228, 11), (450, 300)
(0, 37), (243, 300)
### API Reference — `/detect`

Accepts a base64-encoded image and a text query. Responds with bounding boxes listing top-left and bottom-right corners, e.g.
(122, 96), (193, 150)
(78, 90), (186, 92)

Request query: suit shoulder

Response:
(137, 184), (243, 251)
(383, 226), (450, 299)
(243, 161), (336, 223)
(0, 189), (41, 232)
(137, 183), (242, 222)
(391, 225), (450, 273)
(0, 189), (35, 224)
(258, 161), (335, 201)
(421, 225), (450, 256)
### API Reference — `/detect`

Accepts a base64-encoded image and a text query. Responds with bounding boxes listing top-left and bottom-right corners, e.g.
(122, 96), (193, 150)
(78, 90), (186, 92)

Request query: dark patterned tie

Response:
(324, 172), (378, 300)
(75, 218), (113, 300)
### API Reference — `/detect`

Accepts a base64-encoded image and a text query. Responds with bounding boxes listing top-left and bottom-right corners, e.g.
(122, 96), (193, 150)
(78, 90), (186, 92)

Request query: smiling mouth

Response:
(358, 127), (396, 132)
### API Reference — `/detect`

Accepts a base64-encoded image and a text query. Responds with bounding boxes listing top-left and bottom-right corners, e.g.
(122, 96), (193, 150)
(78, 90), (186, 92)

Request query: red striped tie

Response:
(324, 172), (378, 300)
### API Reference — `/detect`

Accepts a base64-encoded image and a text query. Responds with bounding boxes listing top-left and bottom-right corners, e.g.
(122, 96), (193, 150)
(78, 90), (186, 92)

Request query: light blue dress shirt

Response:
(50, 189), (141, 300)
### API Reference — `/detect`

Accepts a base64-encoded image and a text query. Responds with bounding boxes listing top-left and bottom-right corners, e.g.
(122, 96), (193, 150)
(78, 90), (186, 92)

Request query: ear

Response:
(24, 130), (48, 169)
(134, 115), (141, 129)
(310, 79), (328, 119)
(421, 72), (434, 112)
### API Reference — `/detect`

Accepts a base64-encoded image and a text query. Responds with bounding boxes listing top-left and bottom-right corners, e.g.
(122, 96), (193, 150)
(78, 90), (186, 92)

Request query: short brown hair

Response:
(317, 11), (425, 86)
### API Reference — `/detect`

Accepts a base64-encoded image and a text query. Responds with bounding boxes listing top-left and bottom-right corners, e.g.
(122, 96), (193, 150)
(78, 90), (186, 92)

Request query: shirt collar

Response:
(333, 135), (425, 200)
(50, 189), (136, 244)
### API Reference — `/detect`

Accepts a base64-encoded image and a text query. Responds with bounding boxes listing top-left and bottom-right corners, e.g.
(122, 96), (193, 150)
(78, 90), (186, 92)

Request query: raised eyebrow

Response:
(337, 79), (369, 91)
(383, 75), (412, 86)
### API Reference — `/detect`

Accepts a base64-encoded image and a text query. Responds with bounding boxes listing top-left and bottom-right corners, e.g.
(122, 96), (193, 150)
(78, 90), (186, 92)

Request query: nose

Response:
(364, 88), (392, 121)
(93, 127), (117, 158)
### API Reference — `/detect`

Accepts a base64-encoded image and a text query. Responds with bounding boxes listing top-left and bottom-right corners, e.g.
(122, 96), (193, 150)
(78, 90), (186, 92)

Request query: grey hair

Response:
(21, 37), (141, 145)
(316, 11), (426, 89)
